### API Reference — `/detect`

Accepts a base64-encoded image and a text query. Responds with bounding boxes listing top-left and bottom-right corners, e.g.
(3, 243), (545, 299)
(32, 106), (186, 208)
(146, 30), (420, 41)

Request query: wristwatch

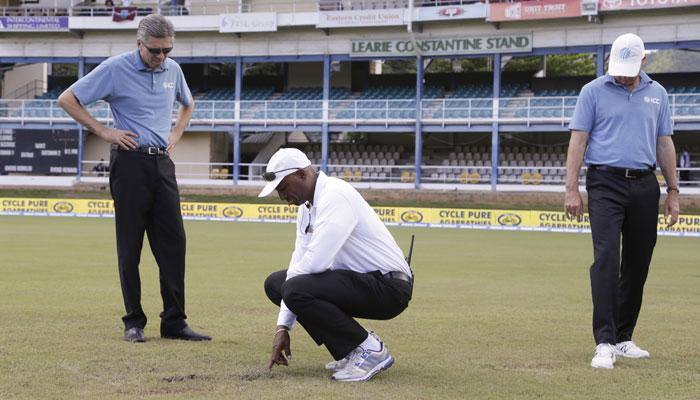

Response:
(666, 186), (679, 194)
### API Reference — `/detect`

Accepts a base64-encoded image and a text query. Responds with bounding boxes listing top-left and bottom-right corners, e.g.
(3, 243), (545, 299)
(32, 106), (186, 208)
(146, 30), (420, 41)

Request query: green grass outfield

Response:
(0, 215), (698, 399)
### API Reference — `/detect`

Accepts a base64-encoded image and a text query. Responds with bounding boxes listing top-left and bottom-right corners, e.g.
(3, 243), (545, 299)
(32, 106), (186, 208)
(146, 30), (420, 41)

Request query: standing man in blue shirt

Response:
(565, 33), (679, 369)
(58, 14), (211, 343)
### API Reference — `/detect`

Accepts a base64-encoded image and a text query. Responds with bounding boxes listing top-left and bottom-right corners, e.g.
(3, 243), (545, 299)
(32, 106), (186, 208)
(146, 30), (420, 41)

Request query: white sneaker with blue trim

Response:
(325, 332), (382, 372)
(325, 352), (353, 372)
(331, 336), (394, 382)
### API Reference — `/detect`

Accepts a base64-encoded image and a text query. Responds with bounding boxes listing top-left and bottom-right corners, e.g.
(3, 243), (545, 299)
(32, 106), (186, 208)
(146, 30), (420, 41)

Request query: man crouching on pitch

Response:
(260, 148), (413, 382)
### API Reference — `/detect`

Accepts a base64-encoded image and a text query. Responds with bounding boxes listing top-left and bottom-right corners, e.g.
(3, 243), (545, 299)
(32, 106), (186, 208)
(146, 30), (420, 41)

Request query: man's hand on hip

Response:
(565, 189), (585, 221)
(167, 130), (183, 152)
(267, 326), (291, 370)
(99, 127), (138, 150)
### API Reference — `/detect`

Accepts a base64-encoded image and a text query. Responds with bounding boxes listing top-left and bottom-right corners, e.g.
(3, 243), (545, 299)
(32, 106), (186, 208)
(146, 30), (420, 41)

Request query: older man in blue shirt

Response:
(565, 33), (680, 369)
(58, 14), (210, 343)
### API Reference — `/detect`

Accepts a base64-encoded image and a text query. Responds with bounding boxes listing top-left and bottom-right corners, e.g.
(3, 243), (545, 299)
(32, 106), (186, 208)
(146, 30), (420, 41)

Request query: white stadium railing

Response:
(3, 94), (699, 126)
(80, 159), (700, 187)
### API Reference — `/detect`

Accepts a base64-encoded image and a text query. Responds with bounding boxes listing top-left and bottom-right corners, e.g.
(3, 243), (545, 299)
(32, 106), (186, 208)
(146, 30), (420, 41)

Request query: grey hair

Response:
(137, 14), (175, 43)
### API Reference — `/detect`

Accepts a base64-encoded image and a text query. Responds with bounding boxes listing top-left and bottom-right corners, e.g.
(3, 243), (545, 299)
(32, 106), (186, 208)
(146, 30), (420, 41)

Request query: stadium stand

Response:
(1, 2), (699, 191)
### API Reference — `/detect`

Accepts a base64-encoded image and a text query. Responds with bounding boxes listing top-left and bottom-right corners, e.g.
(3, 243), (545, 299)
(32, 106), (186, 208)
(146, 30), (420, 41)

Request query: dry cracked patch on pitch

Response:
(161, 373), (211, 383)
(238, 369), (278, 381)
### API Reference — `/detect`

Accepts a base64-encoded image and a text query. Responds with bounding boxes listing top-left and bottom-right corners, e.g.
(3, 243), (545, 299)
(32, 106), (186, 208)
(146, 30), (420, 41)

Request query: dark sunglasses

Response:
(262, 167), (300, 182)
(143, 44), (173, 55)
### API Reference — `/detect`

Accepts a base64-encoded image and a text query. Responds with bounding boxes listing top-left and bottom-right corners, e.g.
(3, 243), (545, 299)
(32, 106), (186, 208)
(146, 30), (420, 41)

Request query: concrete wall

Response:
(1, 63), (47, 99)
(170, 131), (211, 179)
(247, 0), (316, 12)
(2, 11), (698, 58)
(83, 133), (111, 173)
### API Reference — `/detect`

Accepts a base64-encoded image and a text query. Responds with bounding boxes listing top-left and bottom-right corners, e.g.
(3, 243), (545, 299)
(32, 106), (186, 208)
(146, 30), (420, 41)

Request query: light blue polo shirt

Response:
(70, 50), (192, 148)
(569, 71), (673, 169)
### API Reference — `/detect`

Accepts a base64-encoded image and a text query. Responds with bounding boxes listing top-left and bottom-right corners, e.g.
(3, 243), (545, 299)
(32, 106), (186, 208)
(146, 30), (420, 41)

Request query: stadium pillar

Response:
(232, 127), (240, 184)
(491, 53), (501, 192)
(233, 57), (242, 184)
(596, 46), (605, 77)
(321, 54), (330, 174)
(76, 58), (86, 181)
(414, 55), (424, 189)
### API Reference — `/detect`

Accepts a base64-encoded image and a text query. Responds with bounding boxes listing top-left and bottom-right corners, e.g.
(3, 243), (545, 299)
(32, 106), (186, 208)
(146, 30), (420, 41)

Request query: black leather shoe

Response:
(161, 326), (212, 341)
(124, 327), (145, 343)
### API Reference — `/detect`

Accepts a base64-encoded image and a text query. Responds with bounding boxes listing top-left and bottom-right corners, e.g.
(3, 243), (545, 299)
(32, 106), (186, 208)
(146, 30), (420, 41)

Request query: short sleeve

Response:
(175, 65), (192, 107)
(656, 91), (673, 137)
(569, 84), (595, 133)
(70, 62), (114, 106)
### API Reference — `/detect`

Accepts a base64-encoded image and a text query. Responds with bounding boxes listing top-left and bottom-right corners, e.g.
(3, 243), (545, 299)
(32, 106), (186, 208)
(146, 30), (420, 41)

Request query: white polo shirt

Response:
(277, 171), (411, 328)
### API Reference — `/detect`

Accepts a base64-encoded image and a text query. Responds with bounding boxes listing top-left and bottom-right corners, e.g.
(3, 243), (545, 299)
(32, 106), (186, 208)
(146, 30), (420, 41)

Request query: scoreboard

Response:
(0, 129), (79, 175)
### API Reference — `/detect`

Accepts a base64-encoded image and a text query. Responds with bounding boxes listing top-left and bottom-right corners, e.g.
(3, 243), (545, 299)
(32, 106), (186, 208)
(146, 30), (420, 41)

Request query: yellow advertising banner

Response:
(1, 198), (699, 237)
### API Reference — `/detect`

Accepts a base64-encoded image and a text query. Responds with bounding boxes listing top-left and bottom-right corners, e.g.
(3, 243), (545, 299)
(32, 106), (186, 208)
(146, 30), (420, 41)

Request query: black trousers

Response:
(109, 149), (187, 333)
(264, 269), (412, 361)
(586, 168), (660, 345)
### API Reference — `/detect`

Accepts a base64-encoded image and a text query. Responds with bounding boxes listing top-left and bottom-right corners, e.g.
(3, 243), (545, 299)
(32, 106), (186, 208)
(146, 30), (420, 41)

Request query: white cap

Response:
(608, 33), (645, 77)
(258, 148), (311, 198)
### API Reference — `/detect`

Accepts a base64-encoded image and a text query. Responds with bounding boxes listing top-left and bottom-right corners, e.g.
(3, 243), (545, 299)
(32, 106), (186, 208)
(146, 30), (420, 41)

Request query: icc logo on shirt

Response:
(644, 96), (660, 105)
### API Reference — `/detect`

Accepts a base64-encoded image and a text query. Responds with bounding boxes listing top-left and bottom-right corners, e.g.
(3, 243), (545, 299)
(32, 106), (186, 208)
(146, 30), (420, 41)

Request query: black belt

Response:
(385, 271), (413, 285)
(116, 146), (169, 156)
(589, 165), (654, 179)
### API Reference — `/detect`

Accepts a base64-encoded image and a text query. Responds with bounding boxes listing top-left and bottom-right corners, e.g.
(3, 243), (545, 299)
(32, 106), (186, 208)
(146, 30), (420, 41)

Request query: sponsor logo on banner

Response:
(400, 210), (424, 223)
(505, 3), (522, 19)
(0, 16), (69, 31)
(112, 7), (137, 22)
(53, 201), (73, 214)
(222, 206), (244, 219)
(318, 9), (406, 28)
(599, 0), (700, 10)
(219, 12), (277, 33)
(415, 3), (487, 21)
(437, 209), (492, 225)
(497, 213), (522, 227)
(351, 34), (532, 57)
(581, 0), (599, 14)
(440, 7), (463, 17)
(489, 0), (583, 21)
(373, 207), (399, 223)
(1, 198), (49, 213)
(86, 200), (114, 215)
(256, 204), (298, 220)
(536, 211), (590, 229)
(2, 198), (699, 237)
(181, 202), (222, 218)
(52, 201), (74, 214)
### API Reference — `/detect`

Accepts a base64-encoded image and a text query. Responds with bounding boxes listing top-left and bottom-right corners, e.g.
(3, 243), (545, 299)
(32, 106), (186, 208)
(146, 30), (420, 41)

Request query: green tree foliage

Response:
(382, 60), (416, 74)
(51, 64), (78, 77)
(546, 54), (595, 76)
(460, 58), (489, 72)
(243, 63), (282, 76)
(503, 56), (540, 72)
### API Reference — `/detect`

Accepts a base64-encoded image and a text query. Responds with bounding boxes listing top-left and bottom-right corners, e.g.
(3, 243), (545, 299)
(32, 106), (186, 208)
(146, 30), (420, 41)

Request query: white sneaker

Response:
(616, 341), (650, 359)
(591, 343), (616, 369)
(325, 332), (380, 372)
(331, 336), (394, 382)
(325, 353), (353, 372)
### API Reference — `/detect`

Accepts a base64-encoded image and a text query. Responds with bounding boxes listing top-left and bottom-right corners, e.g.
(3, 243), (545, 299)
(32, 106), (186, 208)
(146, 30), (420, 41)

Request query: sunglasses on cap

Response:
(143, 44), (173, 55)
(262, 167), (301, 182)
